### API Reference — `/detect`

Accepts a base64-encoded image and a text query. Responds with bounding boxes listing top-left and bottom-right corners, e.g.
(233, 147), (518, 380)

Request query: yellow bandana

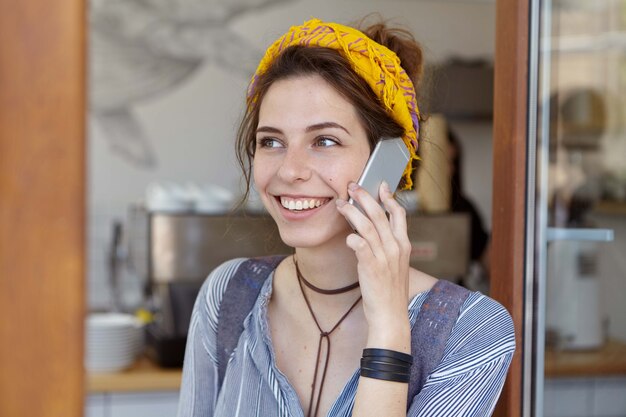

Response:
(248, 18), (420, 190)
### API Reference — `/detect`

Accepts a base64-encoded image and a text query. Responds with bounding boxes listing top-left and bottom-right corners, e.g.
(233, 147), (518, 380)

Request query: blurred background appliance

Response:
(546, 239), (604, 350)
(125, 205), (290, 367)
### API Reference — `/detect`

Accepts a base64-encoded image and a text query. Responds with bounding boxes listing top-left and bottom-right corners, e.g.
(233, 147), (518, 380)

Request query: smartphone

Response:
(348, 137), (411, 215)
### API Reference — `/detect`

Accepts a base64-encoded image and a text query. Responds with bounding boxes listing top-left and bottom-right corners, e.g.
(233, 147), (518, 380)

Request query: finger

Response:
(378, 182), (407, 236)
(336, 199), (386, 260)
(379, 182), (411, 258)
(347, 183), (398, 247)
(345, 232), (375, 262)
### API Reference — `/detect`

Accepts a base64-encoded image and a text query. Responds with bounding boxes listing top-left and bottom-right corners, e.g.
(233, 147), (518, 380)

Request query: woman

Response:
(177, 18), (515, 417)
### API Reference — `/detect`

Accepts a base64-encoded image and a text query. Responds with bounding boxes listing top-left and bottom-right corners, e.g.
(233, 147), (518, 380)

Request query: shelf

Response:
(594, 200), (626, 215)
(547, 32), (626, 53)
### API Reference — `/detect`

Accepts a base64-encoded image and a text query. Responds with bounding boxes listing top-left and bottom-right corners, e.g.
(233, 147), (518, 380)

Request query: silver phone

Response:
(348, 137), (411, 215)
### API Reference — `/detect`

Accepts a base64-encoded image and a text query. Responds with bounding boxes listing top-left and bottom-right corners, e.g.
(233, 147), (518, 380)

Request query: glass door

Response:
(530, 1), (626, 416)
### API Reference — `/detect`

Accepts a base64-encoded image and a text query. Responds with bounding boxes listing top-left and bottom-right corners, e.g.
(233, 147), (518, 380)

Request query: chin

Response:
(274, 220), (351, 250)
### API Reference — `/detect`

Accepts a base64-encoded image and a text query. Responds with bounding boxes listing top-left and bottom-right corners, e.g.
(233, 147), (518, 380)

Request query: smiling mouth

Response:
(278, 196), (330, 211)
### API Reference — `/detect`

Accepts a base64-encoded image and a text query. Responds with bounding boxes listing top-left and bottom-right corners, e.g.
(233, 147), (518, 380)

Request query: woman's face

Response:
(253, 74), (371, 249)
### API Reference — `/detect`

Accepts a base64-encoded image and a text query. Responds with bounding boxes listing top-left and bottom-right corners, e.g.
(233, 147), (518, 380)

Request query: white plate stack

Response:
(85, 313), (143, 373)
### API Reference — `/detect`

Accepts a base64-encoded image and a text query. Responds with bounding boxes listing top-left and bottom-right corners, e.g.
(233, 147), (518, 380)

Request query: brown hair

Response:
(235, 19), (425, 202)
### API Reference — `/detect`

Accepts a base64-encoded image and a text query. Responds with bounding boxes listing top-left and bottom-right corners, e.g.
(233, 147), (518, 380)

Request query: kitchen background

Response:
(84, 0), (626, 416)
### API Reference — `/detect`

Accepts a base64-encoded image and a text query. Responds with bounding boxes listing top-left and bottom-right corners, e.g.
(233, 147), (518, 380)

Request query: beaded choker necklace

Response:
(293, 258), (361, 417)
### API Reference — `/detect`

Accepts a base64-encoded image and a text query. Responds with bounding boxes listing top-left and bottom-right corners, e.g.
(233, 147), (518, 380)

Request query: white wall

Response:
(449, 121), (493, 229)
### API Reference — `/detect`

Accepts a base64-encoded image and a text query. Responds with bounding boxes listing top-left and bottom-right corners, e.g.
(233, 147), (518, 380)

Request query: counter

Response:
(88, 356), (182, 393)
(88, 340), (626, 392)
(545, 339), (626, 378)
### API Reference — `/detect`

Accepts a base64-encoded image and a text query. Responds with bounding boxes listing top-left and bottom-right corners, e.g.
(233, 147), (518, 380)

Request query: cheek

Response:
(325, 165), (363, 195)
(252, 160), (269, 190)
(252, 154), (269, 177)
(251, 164), (260, 185)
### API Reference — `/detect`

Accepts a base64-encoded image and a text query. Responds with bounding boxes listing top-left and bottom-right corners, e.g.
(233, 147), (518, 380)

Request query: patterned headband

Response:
(247, 18), (420, 190)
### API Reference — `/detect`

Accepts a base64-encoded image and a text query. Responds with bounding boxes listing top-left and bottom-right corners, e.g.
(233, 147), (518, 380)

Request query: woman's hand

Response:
(336, 181), (412, 351)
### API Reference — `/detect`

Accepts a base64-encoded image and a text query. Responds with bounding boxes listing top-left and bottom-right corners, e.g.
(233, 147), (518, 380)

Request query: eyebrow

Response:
(306, 122), (350, 134)
(255, 125), (280, 134)
(256, 122), (350, 135)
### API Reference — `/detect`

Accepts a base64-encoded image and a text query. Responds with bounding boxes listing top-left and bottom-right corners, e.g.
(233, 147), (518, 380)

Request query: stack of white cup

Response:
(85, 313), (143, 373)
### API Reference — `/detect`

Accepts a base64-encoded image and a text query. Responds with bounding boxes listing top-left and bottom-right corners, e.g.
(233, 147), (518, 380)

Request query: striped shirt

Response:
(177, 258), (515, 417)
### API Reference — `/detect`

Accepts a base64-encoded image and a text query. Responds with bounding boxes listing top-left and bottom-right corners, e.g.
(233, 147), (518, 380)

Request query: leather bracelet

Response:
(360, 355), (412, 366)
(360, 358), (410, 373)
(361, 365), (410, 377)
(360, 368), (410, 383)
(362, 348), (413, 364)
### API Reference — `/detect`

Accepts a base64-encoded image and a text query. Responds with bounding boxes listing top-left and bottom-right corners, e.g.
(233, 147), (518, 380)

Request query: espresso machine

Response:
(125, 205), (290, 367)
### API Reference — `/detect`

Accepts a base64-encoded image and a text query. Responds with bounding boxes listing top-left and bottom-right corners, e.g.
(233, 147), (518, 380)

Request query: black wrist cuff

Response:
(360, 358), (410, 373)
(360, 368), (410, 383)
(362, 348), (413, 365)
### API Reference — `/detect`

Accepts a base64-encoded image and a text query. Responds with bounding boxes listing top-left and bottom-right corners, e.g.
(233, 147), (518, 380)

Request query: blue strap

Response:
(407, 279), (470, 405)
(216, 255), (287, 387)
(216, 257), (470, 407)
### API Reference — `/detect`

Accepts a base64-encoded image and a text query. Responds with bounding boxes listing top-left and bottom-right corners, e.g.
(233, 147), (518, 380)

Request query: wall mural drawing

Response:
(89, 0), (293, 169)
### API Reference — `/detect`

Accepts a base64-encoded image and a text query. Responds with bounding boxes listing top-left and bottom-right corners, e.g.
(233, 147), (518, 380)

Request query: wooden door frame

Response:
(0, 0), (530, 414)
(491, 0), (531, 416)
(0, 0), (86, 416)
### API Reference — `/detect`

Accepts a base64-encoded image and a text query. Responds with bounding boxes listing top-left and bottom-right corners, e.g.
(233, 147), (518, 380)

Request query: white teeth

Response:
(280, 197), (326, 211)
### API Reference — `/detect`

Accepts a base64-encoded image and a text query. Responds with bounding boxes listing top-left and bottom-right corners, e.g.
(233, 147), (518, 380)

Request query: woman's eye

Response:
(314, 137), (339, 147)
(257, 138), (283, 148)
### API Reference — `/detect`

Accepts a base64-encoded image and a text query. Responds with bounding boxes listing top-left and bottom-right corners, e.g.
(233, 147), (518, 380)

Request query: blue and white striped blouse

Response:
(177, 258), (515, 417)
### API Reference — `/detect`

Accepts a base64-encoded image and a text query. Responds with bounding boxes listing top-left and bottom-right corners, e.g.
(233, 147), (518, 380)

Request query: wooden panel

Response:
(0, 0), (86, 416)
(491, 0), (529, 416)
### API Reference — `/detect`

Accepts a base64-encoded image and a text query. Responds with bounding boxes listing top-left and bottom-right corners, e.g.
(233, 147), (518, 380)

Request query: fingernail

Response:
(381, 181), (390, 192)
(348, 182), (359, 191)
(335, 198), (347, 207)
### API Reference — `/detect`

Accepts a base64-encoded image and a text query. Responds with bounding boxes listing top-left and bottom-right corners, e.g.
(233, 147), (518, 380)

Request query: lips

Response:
(278, 196), (330, 211)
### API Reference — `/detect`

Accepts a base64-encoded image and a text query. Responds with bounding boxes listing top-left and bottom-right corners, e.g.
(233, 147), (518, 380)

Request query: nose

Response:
(276, 146), (312, 183)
